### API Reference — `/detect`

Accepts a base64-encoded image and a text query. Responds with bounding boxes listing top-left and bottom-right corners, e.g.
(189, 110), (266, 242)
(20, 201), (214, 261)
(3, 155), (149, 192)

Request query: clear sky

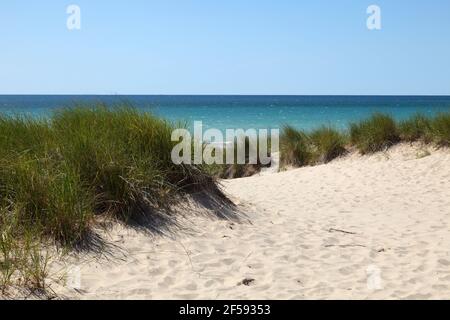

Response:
(1, 0), (450, 95)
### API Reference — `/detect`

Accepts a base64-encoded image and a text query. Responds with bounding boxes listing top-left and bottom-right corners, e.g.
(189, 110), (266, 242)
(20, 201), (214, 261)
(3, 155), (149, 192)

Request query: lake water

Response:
(1, 95), (449, 132)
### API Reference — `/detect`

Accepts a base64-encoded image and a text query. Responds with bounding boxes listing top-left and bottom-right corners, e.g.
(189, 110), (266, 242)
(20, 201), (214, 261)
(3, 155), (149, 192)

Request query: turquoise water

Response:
(1, 95), (449, 132)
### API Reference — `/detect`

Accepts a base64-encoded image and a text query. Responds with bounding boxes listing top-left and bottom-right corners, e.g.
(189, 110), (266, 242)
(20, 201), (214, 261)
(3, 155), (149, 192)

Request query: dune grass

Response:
(349, 113), (400, 154)
(280, 125), (346, 167)
(309, 126), (347, 163)
(280, 125), (314, 167)
(205, 135), (273, 179)
(398, 113), (433, 142)
(430, 112), (450, 146)
(0, 104), (221, 293)
(280, 111), (450, 168)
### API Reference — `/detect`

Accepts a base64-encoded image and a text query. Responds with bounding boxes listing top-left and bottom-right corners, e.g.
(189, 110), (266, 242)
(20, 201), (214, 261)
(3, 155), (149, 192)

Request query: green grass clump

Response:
(0, 212), (50, 293)
(350, 113), (400, 154)
(398, 113), (432, 142)
(0, 104), (222, 293)
(309, 126), (347, 163)
(279, 126), (346, 167)
(205, 136), (272, 179)
(280, 125), (313, 167)
(430, 113), (450, 146)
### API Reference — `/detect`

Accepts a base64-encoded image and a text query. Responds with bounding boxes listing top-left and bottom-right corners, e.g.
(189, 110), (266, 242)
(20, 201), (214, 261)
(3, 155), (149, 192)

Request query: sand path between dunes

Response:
(55, 144), (450, 300)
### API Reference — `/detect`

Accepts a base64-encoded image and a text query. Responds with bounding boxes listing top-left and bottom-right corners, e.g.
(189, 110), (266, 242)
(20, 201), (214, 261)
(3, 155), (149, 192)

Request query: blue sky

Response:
(1, 1), (449, 95)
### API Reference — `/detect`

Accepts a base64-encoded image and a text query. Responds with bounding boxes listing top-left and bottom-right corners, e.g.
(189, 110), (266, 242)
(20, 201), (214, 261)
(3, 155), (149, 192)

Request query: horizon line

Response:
(1, 94), (450, 97)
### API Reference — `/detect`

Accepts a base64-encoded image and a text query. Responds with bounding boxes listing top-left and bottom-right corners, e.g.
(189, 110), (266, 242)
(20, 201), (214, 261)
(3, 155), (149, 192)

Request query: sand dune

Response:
(53, 144), (450, 300)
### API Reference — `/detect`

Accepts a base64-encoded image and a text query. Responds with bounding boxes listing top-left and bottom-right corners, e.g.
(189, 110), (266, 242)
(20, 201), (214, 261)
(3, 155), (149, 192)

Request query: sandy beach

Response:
(50, 143), (450, 300)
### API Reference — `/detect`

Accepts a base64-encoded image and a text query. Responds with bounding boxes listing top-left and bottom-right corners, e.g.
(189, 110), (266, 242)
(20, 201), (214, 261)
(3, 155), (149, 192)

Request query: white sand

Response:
(53, 144), (450, 300)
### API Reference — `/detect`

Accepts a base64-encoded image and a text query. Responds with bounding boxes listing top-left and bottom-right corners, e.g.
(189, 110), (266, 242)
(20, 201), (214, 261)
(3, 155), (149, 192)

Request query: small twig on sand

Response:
(328, 228), (357, 235)
(178, 241), (202, 277)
